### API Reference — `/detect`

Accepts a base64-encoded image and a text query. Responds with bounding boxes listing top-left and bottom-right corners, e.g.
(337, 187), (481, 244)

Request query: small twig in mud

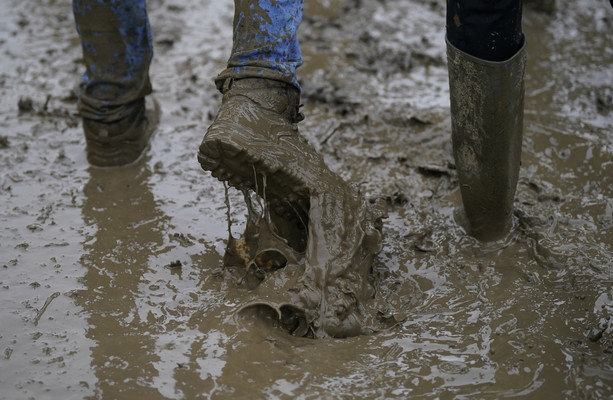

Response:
(43, 94), (51, 111)
(416, 164), (452, 178)
(223, 181), (233, 239)
(33, 291), (60, 326)
(320, 124), (340, 146)
(320, 121), (355, 146)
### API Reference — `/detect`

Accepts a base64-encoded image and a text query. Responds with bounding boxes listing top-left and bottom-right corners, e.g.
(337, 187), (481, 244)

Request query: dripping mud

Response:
(222, 171), (386, 339)
(1, 0), (613, 399)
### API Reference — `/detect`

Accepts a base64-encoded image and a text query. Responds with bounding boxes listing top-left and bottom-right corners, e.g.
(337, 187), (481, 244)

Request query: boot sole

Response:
(198, 137), (309, 217)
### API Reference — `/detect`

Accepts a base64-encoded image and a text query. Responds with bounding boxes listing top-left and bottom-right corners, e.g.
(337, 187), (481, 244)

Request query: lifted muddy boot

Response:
(198, 77), (323, 219)
(83, 96), (160, 167)
(200, 77), (387, 337)
(447, 39), (526, 241)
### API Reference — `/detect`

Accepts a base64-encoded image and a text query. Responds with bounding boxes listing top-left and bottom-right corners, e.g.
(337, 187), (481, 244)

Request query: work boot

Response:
(83, 96), (159, 167)
(447, 39), (527, 241)
(199, 77), (386, 337)
(198, 77), (324, 218)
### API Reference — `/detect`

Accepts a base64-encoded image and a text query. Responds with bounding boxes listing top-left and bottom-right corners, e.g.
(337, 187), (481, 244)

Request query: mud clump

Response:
(223, 179), (386, 339)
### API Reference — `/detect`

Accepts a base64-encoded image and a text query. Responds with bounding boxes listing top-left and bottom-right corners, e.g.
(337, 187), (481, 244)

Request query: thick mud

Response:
(1, 0), (612, 399)
(222, 180), (385, 339)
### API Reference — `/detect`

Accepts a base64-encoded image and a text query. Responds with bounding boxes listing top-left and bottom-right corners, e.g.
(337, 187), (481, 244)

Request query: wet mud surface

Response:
(1, 0), (613, 398)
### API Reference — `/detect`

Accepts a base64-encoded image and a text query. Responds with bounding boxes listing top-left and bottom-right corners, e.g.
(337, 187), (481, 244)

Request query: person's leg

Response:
(199, 0), (309, 213)
(198, 0), (385, 337)
(446, 0), (523, 61)
(73, 0), (156, 166)
(215, 0), (303, 90)
(446, 1), (526, 240)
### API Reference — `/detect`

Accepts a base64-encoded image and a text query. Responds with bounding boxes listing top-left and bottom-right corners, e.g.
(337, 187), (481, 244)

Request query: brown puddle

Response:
(1, 0), (612, 399)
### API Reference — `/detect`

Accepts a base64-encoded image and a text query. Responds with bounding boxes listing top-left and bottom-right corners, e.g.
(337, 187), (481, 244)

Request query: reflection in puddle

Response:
(78, 160), (168, 397)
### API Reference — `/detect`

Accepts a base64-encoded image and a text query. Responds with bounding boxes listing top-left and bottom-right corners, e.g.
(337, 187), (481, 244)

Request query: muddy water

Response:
(1, 0), (612, 399)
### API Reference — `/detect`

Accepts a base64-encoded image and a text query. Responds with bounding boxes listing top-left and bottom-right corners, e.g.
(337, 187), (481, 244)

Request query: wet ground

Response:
(1, 0), (613, 398)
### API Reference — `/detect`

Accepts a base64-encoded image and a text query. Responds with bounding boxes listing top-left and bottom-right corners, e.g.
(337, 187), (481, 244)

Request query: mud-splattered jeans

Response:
(73, 0), (153, 123)
(73, 0), (303, 123)
(215, 0), (303, 91)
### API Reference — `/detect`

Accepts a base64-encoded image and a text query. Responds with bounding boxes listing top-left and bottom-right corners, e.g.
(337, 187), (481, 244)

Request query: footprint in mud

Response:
(221, 179), (386, 339)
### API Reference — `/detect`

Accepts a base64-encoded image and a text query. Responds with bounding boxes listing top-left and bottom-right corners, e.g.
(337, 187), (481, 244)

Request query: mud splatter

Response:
(222, 174), (386, 338)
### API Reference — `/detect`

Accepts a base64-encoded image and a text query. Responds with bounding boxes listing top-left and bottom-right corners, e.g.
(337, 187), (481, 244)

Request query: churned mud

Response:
(1, 0), (613, 399)
(224, 178), (385, 338)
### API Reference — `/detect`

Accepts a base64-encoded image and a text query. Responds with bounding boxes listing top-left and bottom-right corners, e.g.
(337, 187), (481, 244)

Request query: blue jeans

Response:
(73, 0), (153, 122)
(216, 0), (304, 90)
(73, 0), (304, 122)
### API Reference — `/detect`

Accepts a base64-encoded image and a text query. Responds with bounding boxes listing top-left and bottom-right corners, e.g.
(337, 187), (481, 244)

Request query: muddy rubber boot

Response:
(84, 96), (159, 167)
(198, 77), (325, 214)
(447, 39), (527, 241)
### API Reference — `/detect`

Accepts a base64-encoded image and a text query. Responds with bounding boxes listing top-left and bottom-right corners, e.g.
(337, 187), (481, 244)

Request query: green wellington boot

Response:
(447, 39), (527, 241)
